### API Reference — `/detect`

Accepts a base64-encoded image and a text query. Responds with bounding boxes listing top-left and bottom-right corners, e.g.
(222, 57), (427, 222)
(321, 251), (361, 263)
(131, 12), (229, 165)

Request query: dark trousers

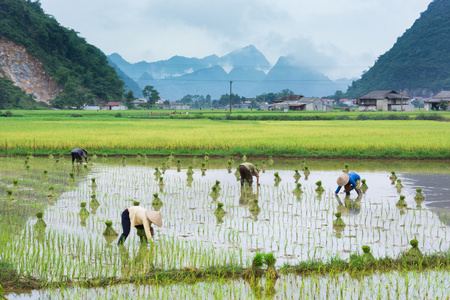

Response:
(71, 152), (82, 163)
(118, 209), (147, 244)
(239, 165), (253, 186)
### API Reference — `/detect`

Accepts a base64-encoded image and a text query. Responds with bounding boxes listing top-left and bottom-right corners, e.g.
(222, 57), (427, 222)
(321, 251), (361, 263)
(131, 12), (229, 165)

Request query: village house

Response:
(132, 98), (147, 107)
(424, 91), (450, 111)
(264, 95), (330, 111)
(162, 101), (190, 110)
(358, 90), (413, 111)
(105, 101), (127, 110)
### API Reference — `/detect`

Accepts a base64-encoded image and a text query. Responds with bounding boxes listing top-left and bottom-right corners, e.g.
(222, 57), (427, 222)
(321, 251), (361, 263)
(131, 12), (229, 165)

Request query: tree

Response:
(142, 85), (160, 107)
(281, 89), (294, 97)
(124, 90), (135, 109)
(438, 100), (449, 111)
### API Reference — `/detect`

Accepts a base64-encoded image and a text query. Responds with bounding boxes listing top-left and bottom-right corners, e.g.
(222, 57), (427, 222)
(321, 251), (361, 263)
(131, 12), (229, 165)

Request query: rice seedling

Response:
(34, 212), (46, 228)
(273, 172), (281, 183)
(214, 202), (226, 217)
(103, 220), (118, 237)
(201, 163), (207, 176)
(396, 195), (407, 208)
(389, 171), (397, 181)
(414, 188), (425, 202)
(333, 212), (346, 229)
(243, 253), (264, 280)
(303, 166), (310, 178)
(315, 181), (324, 194)
(151, 193), (163, 211)
(186, 166), (194, 176)
(293, 170), (301, 182)
(360, 179), (368, 192)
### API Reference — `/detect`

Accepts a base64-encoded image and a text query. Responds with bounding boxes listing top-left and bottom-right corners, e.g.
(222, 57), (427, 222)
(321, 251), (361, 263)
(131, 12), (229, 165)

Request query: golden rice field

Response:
(1, 117), (449, 158)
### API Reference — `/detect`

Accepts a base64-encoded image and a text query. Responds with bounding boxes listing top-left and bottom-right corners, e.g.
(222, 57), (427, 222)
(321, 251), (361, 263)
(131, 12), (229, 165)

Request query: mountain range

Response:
(108, 45), (352, 100)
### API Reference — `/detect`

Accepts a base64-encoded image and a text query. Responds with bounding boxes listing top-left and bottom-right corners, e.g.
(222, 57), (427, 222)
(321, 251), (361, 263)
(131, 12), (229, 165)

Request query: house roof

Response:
(276, 97), (320, 105)
(430, 91), (450, 101)
(106, 102), (123, 106)
(358, 90), (407, 100)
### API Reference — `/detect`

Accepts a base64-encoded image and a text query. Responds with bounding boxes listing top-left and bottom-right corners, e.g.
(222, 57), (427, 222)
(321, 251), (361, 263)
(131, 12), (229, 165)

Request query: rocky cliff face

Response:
(0, 38), (61, 103)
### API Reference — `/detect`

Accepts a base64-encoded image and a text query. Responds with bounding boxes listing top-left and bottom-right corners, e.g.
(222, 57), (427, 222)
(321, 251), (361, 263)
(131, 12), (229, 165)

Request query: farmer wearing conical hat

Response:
(335, 172), (362, 197)
(71, 148), (88, 164)
(117, 206), (162, 245)
(238, 162), (260, 187)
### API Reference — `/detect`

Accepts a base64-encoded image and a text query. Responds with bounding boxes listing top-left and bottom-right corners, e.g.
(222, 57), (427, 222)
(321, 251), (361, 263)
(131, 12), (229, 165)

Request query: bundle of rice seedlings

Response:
(34, 212), (47, 228)
(263, 252), (278, 279)
(389, 171), (397, 181)
(360, 179), (368, 192)
(292, 183), (303, 196)
(402, 239), (423, 260)
(361, 245), (375, 263)
(154, 167), (161, 178)
(315, 181), (324, 193)
(152, 193), (163, 211)
(209, 186), (220, 200)
(274, 172), (281, 182)
(214, 202), (226, 217)
(396, 195), (407, 207)
(79, 202), (89, 219)
(333, 212), (346, 228)
(343, 163), (349, 173)
(201, 163), (207, 175)
(249, 199), (261, 214)
(213, 180), (221, 192)
(243, 252), (264, 280)
(414, 188), (425, 202)
(293, 170), (301, 181)
(103, 220), (118, 236)
(303, 166), (310, 177)
(186, 166), (194, 176)
(395, 179), (404, 189)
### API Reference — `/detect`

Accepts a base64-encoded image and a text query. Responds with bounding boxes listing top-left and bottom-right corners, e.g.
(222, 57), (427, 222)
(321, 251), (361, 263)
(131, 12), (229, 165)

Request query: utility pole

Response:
(401, 92), (404, 111)
(229, 81), (232, 114)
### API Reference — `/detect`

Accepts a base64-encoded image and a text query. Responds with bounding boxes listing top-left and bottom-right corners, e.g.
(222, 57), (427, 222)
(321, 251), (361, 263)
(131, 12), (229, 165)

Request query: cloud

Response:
(39, 0), (433, 79)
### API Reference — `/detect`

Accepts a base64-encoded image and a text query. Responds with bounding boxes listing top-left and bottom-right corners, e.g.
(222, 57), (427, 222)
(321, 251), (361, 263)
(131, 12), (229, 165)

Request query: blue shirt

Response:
(71, 148), (87, 159)
(335, 172), (360, 194)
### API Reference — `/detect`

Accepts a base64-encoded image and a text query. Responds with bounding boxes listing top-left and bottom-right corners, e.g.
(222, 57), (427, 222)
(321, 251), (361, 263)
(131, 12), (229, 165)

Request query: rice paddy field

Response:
(1, 110), (449, 158)
(1, 155), (450, 299)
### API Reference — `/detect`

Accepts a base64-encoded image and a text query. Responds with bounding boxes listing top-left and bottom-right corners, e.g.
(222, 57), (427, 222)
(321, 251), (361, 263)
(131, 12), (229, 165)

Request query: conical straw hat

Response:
(337, 173), (350, 186)
(146, 210), (162, 227)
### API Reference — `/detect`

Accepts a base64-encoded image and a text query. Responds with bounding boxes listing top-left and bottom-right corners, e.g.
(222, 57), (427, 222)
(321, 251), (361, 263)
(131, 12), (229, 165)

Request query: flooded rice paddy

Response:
(1, 156), (449, 299)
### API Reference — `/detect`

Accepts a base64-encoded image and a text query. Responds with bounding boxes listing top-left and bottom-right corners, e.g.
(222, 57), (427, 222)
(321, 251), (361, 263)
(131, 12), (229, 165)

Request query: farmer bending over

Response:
(71, 148), (88, 164)
(335, 172), (362, 197)
(117, 206), (162, 245)
(239, 162), (260, 187)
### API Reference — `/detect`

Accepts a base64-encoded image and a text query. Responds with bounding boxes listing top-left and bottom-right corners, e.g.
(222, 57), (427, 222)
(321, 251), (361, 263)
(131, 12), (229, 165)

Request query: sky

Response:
(38, 0), (433, 80)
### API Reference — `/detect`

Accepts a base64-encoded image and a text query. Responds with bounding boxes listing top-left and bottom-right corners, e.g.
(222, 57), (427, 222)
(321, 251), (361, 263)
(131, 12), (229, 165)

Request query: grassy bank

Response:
(1, 112), (449, 159)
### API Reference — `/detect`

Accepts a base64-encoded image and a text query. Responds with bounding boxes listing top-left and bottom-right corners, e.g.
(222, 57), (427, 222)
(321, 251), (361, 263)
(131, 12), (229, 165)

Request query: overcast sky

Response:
(38, 0), (433, 80)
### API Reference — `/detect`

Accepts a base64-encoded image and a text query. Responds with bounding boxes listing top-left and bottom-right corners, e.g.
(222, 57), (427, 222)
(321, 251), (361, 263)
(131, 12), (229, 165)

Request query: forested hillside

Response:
(346, 0), (450, 98)
(0, 0), (124, 109)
